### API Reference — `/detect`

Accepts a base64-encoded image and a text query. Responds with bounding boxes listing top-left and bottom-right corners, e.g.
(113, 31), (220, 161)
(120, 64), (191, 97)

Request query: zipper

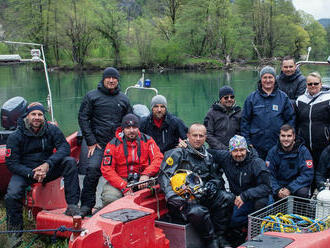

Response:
(42, 138), (45, 151)
(162, 130), (165, 144)
(131, 144), (135, 171)
(239, 171), (242, 187)
(309, 104), (313, 150)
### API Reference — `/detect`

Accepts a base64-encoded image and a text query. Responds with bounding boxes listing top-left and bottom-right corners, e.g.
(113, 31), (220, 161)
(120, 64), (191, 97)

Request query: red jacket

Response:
(101, 127), (163, 191)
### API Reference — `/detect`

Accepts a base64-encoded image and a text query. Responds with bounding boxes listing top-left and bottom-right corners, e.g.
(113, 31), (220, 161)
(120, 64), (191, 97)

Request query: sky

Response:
(292, 0), (330, 20)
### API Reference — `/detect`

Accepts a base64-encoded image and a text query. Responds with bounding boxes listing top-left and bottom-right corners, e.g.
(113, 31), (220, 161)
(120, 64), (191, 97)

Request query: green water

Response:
(0, 64), (329, 135)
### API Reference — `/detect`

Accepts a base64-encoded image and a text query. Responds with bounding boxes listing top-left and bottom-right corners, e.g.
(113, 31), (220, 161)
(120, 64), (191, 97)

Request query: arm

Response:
(295, 76), (306, 100)
(101, 143), (127, 192)
(6, 133), (34, 178)
(240, 160), (272, 202)
(45, 125), (70, 170)
(175, 118), (188, 140)
(315, 147), (330, 190)
(78, 94), (97, 146)
(265, 151), (282, 195)
(142, 138), (163, 176)
(283, 96), (296, 128)
(204, 112), (227, 150)
(240, 97), (253, 145)
(287, 148), (314, 193)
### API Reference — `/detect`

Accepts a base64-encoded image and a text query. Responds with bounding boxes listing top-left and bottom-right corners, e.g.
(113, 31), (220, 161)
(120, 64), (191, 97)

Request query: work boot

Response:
(205, 238), (219, 248)
(64, 204), (81, 216)
(218, 235), (232, 248)
(80, 205), (92, 217)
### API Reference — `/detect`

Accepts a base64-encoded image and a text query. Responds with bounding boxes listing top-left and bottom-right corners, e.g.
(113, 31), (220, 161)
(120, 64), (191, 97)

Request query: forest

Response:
(0, 0), (329, 69)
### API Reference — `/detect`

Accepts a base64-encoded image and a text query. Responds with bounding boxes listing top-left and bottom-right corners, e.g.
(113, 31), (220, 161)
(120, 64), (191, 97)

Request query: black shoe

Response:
(206, 239), (219, 248)
(218, 235), (232, 248)
(80, 206), (92, 217)
(64, 204), (81, 216)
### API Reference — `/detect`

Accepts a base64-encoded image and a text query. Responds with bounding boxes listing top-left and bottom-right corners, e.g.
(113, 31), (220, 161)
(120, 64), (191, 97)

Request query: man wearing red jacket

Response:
(101, 113), (163, 206)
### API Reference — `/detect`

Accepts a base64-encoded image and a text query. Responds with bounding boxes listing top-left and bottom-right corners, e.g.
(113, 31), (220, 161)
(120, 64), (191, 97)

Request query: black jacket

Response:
(276, 68), (306, 100)
(78, 81), (132, 147)
(315, 145), (330, 190)
(159, 145), (223, 201)
(204, 103), (241, 150)
(5, 119), (70, 179)
(209, 149), (271, 202)
(139, 112), (188, 154)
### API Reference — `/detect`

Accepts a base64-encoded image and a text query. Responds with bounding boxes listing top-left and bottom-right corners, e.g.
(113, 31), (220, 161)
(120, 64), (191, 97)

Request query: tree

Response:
(305, 21), (327, 60)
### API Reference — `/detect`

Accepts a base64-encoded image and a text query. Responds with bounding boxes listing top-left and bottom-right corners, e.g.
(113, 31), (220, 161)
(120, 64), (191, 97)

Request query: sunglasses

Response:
(223, 95), (235, 100)
(307, 82), (320, 86)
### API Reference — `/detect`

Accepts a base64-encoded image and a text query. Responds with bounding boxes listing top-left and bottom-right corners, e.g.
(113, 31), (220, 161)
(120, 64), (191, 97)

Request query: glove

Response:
(167, 195), (187, 210)
(205, 181), (218, 199)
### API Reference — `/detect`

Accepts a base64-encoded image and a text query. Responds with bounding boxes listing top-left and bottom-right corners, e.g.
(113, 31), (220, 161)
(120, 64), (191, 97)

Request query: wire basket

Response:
(248, 196), (330, 240)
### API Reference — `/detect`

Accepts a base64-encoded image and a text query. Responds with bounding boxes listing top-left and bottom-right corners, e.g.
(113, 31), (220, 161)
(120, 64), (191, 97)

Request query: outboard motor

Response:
(1, 96), (27, 130)
(133, 104), (150, 119)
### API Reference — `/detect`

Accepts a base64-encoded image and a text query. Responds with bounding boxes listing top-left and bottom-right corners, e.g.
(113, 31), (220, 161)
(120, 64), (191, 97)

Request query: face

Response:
(281, 60), (296, 76)
(152, 104), (166, 120)
(123, 126), (139, 141)
(103, 77), (119, 90)
(220, 94), (235, 108)
(231, 148), (247, 162)
(279, 129), (295, 151)
(306, 75), (322, 96)
(261, 73), (275, 92)
(187, 125), (206, 149)
(26, 110), (45, 129)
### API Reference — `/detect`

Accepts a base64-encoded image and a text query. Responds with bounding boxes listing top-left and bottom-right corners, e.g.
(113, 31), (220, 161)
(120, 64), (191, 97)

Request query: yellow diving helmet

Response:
(170, 169), (204, 200)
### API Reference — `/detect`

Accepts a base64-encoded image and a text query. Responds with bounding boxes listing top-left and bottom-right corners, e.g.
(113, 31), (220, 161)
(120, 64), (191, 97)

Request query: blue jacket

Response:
(241, 82), (295, 158)
(209, 149), (271, 202)
(139, 112), (188, 154)
(266, 137), (313, 195)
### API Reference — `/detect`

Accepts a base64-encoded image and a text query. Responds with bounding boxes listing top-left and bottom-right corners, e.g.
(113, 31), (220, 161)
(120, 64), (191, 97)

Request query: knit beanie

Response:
(260, 66), (276, 78)
(121, 114), (139, 128)
(150, 95), (167, 109)
(229, 135), (249, 152)
(103, 67), (120, 80)
(219, 86), (234, 99)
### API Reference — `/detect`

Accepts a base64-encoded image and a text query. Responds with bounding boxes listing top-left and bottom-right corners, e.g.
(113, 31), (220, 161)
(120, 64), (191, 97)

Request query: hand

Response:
(167, 195), (186, 210)
(177, 138), (188, 148)
(87, 143), (101, 158)
(138, 175), (150, 189)
(205, 181), (218, 199)
(32, 162), (49, 182)
(278, 188), (291, 198)
(234, 196), (244, 208)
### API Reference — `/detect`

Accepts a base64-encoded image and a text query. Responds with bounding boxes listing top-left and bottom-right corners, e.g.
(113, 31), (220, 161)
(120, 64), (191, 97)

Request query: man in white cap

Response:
(139, 95), (188, 154)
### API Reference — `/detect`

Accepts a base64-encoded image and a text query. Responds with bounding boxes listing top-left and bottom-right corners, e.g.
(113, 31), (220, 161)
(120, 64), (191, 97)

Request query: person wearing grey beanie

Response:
(259, 65), (276, 79)
(140, 95), (188, 153)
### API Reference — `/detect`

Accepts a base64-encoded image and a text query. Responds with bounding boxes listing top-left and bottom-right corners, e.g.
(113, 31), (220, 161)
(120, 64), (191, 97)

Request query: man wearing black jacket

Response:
(5, 103), (80, 244)
(78, 67), (132, 216)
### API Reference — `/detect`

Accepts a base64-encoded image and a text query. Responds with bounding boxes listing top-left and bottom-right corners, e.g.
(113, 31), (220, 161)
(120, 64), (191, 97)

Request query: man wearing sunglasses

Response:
(296, 72), (330, 184)
(277, 56), (306, 101)
(204, 86), (241, 150)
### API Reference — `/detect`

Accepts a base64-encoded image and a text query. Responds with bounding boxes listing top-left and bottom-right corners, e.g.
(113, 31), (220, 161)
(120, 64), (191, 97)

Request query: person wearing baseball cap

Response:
(100, 113), (163, 206)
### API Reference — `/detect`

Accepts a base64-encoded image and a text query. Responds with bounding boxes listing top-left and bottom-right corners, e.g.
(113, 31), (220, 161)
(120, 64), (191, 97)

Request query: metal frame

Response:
(124, 85), (158, 96)
(0, 40), (54, 122)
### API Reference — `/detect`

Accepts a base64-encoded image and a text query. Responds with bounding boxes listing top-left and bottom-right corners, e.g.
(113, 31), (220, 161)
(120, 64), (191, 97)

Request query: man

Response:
(100, 114), (163, 205)
(78, 67), (132, 216)
(241, 65), (295, 159)
(139, 95), (188, 154)
(159, 123), (234, 248)
(204, 85), (241, 150)
(266, 124), (313, 200)
(5, 102), (80, 244)
(277, 56), (306, 100)
(315, 144), (330, 192)
(209, 135), (271, 230)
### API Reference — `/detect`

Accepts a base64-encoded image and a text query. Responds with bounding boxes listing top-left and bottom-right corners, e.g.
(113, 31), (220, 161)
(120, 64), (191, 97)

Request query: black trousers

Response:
(5, 157), (80, 228)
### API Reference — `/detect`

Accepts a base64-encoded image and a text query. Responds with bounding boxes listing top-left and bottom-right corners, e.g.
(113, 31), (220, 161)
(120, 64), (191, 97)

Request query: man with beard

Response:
(204, 86), (241, 150)
(277, 56), (306, 101)
(100, 114), (163, 205)
(266, 124), (314, 200)
(159, 123), (234, 248)
(78, 67), (132, 217)
(209, 135), (271, 230)
(5, 102), (80, 246)
(139, 95), (188, 154)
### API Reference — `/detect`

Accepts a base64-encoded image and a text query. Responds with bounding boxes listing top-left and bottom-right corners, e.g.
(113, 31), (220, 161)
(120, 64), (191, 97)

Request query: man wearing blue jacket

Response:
(241, 66), (295, 159)
(266, 124), (313, 200)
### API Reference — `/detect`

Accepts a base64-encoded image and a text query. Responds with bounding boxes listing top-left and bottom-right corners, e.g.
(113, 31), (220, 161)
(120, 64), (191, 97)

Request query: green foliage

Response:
(305, 21), (327, 60)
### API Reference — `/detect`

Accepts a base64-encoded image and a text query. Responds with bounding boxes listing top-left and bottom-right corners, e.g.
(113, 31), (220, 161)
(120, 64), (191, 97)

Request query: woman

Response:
(296, 72), (330, 167)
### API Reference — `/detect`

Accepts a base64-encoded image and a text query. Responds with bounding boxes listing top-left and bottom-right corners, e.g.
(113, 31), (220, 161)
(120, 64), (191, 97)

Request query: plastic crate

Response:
(248, 196), (330, 240)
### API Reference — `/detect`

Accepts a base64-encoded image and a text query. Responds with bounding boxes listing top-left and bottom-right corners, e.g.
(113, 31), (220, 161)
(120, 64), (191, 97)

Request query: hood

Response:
(17, 117), (48, 137)
(211, 102), (240, 113)
(277, 135), (305, 154)
(114, 126), (142, 143)
(257, 79), (279, 97)
(303, 86), (330, 100)
(185, 142), (208, 159)
(97, 80), (120, 96)
(278, 68), (303, 82)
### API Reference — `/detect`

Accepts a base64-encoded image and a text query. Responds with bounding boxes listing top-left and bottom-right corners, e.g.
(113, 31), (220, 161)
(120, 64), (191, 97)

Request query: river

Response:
(0, 64), (329, 135)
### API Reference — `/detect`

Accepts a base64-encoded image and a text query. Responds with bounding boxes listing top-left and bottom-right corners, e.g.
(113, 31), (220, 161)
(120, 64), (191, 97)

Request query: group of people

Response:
(4, 56), (330, 248)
